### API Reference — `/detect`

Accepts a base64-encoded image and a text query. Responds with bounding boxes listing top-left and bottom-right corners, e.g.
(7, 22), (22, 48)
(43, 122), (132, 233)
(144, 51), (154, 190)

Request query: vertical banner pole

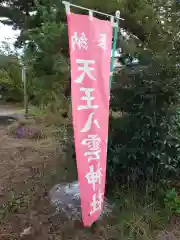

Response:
(110, 11), (120, 89)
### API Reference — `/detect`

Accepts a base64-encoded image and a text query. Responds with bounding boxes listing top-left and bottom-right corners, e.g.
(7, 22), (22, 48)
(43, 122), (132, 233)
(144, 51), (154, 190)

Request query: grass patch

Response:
(29, 105), (69, 126)
(1, 183), (171, 239)
(105, 185), (171, 240)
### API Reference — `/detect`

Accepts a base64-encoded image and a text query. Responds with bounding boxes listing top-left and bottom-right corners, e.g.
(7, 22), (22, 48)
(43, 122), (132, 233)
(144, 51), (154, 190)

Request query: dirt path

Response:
(0, 126), (68, 239)
(0, 104), (20, 115)
(0, 104), (24, 120)
(0, 118), (108, 239)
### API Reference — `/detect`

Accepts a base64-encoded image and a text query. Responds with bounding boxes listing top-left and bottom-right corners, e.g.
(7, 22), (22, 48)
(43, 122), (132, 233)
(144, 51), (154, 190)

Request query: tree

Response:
(0, 0), (165, 45)
(0, 53), (23, 102)
(107, 0), (180, 183)
(21, 0), (69, 107)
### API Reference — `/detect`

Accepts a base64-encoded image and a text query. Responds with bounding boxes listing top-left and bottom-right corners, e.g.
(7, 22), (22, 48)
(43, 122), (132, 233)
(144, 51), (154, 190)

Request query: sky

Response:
(0, 22), (20, 51)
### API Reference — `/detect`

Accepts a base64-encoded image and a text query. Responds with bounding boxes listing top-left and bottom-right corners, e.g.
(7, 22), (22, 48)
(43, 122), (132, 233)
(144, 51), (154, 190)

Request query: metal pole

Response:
(22, 66), (28, 118)
(110, 10), (120, 89)
(62, 1), (124, 20)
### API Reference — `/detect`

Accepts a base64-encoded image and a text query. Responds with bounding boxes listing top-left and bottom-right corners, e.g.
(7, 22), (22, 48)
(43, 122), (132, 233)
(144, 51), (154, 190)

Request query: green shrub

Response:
(107, 55), (180, 184)
(0, 55), (23, 102)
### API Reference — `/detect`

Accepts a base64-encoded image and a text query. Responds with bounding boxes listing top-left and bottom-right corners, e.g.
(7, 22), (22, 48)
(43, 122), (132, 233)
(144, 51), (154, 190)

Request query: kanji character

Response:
(77, 88), (99, 111)
(75, 59), (96, 83)
(85, 163), (103, 191)
(89, 190), (104, 216)
(84, 150), (101, 162)
(71, 32), (88, 51)
(98, 33), (107, 50)
(80, 112), (100, 132)
(81, 135), (101, 151)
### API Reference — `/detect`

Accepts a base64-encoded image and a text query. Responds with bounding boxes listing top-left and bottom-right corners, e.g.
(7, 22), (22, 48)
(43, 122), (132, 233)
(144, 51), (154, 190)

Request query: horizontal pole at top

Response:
(62, 1), (124, 20)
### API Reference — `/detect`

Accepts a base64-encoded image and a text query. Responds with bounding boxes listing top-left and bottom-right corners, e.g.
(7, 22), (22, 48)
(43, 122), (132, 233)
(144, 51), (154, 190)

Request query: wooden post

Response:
(22, 65), (28, 118)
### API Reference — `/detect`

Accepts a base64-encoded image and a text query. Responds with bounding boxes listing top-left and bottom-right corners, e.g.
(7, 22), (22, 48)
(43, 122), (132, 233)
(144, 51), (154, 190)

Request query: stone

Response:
(49, 181), (113, 222)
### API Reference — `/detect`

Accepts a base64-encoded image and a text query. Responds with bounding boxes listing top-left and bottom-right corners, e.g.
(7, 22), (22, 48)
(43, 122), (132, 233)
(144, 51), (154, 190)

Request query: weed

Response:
(106, 185), (170, 240)
(164, 188), (180, 215)
(0, 192), (21, 220)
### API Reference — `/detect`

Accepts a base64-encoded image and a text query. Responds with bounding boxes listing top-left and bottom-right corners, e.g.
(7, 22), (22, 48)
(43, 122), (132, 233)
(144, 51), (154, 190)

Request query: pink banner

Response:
(67, 13), (112, 226)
